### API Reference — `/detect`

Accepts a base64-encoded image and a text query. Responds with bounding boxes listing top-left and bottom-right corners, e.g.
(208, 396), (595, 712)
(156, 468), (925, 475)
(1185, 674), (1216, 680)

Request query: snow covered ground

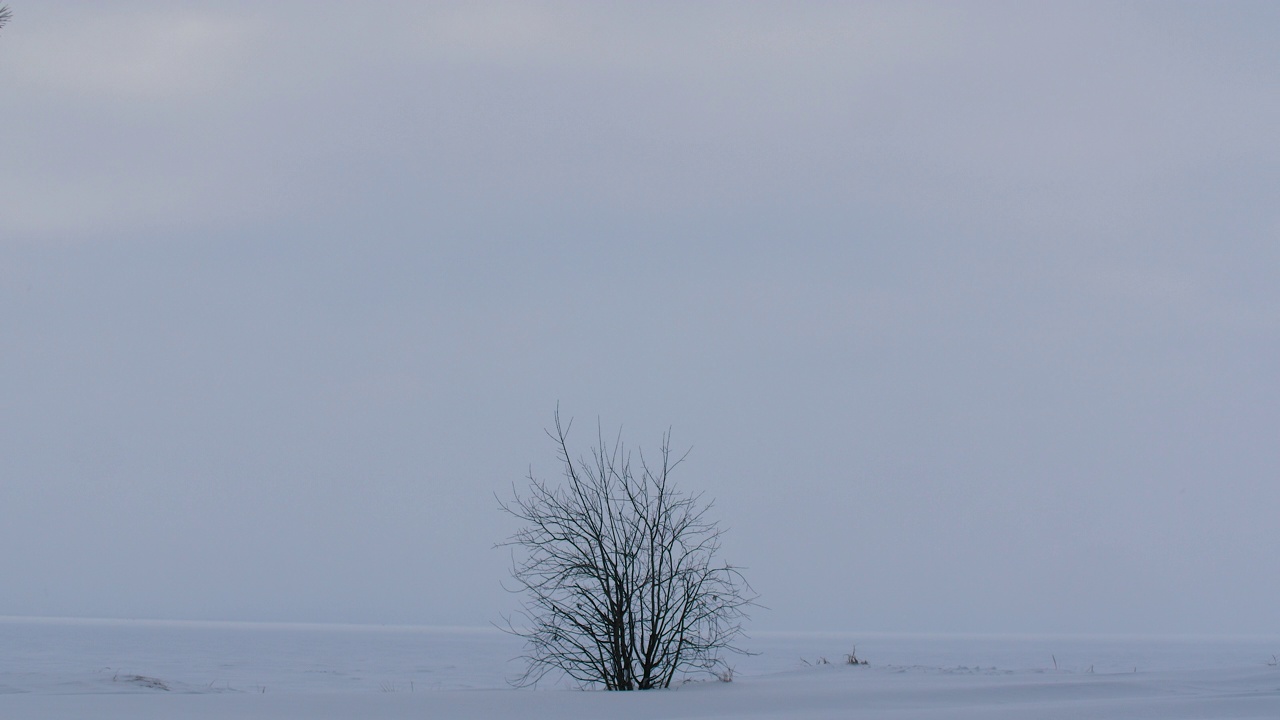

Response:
(1, 616), (1277, 719)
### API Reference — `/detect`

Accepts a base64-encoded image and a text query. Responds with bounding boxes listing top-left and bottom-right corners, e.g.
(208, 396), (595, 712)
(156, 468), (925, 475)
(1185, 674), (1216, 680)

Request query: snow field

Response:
(1, 617), (1277, 719)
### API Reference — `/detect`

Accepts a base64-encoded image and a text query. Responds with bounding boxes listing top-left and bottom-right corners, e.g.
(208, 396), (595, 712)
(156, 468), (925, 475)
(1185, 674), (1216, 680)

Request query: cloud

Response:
(0, 173), (197, 239)
(0, 5), (269, 239)
(406, 2), (956, 77)
(5, 6), (261, 101)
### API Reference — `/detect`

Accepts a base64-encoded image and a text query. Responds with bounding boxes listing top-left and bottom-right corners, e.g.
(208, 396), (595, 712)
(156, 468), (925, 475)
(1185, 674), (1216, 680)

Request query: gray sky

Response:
(1, 1), (1277, 635)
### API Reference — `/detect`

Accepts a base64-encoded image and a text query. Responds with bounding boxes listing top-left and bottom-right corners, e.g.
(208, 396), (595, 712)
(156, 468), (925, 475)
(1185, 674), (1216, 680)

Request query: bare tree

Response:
(0, 6), (12, 33)
(498, 411), (755, 690)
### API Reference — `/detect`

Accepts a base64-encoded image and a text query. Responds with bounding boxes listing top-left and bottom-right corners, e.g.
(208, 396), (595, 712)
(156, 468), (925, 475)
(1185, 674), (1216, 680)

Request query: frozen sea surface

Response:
(1, 617), (1277, 719)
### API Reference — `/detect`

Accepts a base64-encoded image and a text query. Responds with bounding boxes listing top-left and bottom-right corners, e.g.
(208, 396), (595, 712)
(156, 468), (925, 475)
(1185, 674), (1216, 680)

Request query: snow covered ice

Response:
(2, 617), (1277, 719)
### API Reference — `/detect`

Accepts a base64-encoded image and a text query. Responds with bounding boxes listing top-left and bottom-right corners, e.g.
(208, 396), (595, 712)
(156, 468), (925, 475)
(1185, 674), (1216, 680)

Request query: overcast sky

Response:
(1, 1), (1277, 636)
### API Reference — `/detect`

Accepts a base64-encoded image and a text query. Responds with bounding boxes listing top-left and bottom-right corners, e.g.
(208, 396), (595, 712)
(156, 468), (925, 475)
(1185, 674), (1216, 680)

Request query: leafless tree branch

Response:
(498, 409), (756, 690)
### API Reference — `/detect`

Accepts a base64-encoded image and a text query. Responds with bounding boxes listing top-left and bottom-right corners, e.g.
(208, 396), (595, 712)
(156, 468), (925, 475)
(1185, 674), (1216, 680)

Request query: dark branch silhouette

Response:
(498, 410), (755, 690)
(0, 6), (12, 33)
